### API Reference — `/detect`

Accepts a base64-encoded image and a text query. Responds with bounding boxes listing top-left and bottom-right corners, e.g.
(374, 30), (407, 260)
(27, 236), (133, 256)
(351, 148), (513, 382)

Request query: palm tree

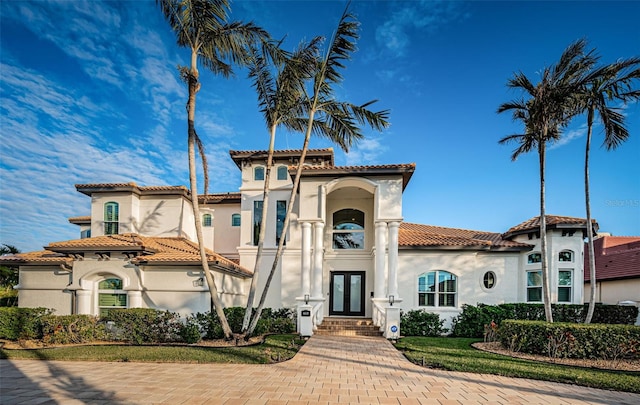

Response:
(498, 39), (597, 322)
(241, 38), (323, 332)
(157, 0), (270, 339)
(244, 6), (390, 337)
(578, 58), (640, 324)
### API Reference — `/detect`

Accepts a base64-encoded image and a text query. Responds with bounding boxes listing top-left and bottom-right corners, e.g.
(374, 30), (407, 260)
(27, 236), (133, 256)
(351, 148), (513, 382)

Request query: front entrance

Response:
(329, 271), (365, 316)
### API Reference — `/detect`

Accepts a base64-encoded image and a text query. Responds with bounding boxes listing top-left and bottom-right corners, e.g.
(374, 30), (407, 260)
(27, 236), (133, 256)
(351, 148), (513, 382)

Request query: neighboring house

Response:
(583, 236), (640, 306)
(1, 149), (596, 333)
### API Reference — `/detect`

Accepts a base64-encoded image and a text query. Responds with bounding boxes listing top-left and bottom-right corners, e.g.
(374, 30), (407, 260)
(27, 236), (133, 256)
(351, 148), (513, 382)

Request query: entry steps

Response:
(315, 317), (382, 337)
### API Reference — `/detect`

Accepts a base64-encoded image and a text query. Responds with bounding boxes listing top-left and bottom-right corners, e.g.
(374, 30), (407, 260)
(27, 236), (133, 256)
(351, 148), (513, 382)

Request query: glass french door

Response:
(329, 271), (365, 316)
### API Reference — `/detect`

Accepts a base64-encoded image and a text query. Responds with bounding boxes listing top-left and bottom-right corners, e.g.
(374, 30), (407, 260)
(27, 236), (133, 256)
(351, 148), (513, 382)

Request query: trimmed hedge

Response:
(499, 320), (640, 360)
(0, 307), (52, 340)
(400, 310), (446, 336)
(451, 303), (638, 337)
(102, 308), (184, 345)
(41, 315), (106, 344)
(188, 307), (296, 340)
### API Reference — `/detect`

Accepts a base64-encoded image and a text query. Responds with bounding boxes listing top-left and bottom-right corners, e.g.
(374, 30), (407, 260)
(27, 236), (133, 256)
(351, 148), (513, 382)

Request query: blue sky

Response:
(1, 0), (639, 253)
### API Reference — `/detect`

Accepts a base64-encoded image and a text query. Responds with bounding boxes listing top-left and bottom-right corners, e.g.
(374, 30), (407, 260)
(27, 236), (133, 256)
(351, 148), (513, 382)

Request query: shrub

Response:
(180, 317), (202, 344)
(41, 315), (106, 344)
(0, 307), (52, 340)
(499, 320), (640, 360)
(400, 310), (446, 336)
(102, 308), (183, 345)
(192, 307), (296, 339)
(451, 303), (638, 338)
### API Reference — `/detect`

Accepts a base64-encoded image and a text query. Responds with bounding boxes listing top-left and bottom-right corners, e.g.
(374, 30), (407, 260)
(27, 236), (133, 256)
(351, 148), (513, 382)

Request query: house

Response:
(2, 148), (596, 335)
(584, 236), (640, 307)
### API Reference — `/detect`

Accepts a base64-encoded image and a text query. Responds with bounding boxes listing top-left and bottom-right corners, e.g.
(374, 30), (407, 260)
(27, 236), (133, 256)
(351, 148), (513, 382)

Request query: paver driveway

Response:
(1, 335), (638, 404)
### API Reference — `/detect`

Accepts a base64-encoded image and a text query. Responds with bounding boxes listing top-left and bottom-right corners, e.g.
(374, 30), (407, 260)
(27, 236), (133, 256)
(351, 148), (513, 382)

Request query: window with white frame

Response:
(277, 166), (288, 180)
(558, 250), (573, 262)
(98, 278), (127, 317)
(253, 201), (263, 246)
(254, 166), (265, 181)
(418, 270), (457, 307)
(276, 200), (286, 245)
(558, 269), (573, 302)
(483, 271), (496, 289)
(202, 213), (212, 227)
(231, 213), (241, 227)
(104, 202), (119, 235)
(527, 270), (542, 302)
(332, 209), (364, 249)
(527, 252), (541, 264)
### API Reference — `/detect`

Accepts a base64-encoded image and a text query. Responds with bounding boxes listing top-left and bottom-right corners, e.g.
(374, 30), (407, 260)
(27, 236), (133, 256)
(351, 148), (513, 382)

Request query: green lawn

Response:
(0, 334), (304, 364)
(394, 337), (640, 393)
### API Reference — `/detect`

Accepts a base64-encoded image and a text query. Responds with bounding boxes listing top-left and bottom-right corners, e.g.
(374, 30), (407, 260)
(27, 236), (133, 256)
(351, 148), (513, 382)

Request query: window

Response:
(202, 214), (212, 227)
(558, 270), (573, 302)
(231, 213), (241, 227)
(81, 229), (91, 239)
(527, 252), (541, 264)
(254, 166), (265, 181)
(483, 271), (496, 289)
(558, 250), (573, 262)
(98, 278), (127, 317)
(527, 271), (542, 302)
(104, 202), (119, 235)
(332, 209), (364, 249)
(418, 271), (457, 307)
(276, 200), (286, 245)
(253, 200), (263, 246)
(277, 166), (288, 180)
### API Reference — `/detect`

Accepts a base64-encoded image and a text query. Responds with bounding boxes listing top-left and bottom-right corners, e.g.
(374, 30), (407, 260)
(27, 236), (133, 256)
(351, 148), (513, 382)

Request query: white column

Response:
(76, 290), (92, 315)
(312, 221), (324, 298)
(374, 221), (387, 299)
(127, 290), (142, 308)
(388, 221), (400, 298)
(301, 221), (312, 296)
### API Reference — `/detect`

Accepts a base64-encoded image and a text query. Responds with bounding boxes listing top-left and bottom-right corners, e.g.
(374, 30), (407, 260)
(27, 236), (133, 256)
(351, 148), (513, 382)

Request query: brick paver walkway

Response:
(1, 335), (638, 404)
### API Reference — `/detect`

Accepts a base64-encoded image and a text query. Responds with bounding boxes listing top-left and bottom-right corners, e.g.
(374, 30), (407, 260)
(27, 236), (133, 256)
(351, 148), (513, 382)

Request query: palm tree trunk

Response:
(245, 107), (318, 337)
(187, 49), (233, 339)
(584, 110), (597, 323)
(242, 124), (277, 332)
(539, 141), (553, 323)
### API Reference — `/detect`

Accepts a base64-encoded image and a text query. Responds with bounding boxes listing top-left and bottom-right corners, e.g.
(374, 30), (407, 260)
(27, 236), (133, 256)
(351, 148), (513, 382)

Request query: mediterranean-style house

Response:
(2, 149), (597, 336)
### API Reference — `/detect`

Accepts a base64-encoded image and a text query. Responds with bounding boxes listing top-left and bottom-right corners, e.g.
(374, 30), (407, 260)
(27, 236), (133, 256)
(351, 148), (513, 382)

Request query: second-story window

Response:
(254, 166), (265, 181)
(276, 200), (286, 245)
(231, 213), (241, 227)
(202, 214), (212, 227)
(253, 201), (263, 246)
(104, 202), (119, 235)
(559, 250), (573, 262)
(527, 252), (541, 264)
(332, 209), (364, 249)
(277, 166), (288, 180)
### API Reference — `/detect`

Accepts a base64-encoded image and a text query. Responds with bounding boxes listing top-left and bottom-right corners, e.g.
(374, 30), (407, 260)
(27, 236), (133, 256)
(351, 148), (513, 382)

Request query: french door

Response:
(329, 271), (365, 316)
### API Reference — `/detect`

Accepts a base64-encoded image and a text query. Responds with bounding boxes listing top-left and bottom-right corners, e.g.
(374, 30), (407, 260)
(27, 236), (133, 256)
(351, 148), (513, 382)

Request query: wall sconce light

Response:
(304, 294), (310, 305)
(193, 277), (204, 287)
(388, 295), (395, 306)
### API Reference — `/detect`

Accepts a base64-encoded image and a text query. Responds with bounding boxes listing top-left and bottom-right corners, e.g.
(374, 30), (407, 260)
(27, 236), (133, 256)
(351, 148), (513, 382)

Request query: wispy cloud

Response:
(345, 136), (389, 166)
(375, 0), (468, 58)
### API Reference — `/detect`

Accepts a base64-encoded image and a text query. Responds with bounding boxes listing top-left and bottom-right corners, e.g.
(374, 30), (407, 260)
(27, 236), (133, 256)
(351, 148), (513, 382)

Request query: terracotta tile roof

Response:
(399, 223), (532, 251)
(68, 215), (91, 224)
(298, 163), (416, 190)
(199, 192), (241, 204)
(230, 148), (335, 168)
(0, 250), (72, 265)
(15, 234), (252, 278)
(584, 236), (640, 282)
(503, 215), (598, 239)
(75, 183), (190, 197)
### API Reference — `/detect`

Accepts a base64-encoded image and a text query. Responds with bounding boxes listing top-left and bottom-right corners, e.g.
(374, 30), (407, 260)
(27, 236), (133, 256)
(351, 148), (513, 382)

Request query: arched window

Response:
(104, 202), (119, 235)
(418, 271), (457, 307)
(332, 209), (364, 249)
(558, 250), (574, 262)
(527, 252), (541, 264)
(254, 166), (265, 181)
(98, 278), (127, 317)
(277, 166), (288, 180)
(202, 213), (212, 227)
(231, 213), (241, 227)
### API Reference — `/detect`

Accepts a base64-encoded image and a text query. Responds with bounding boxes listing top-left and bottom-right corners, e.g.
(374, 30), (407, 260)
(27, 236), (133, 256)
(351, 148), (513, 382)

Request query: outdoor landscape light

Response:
(388, 295), (395, 306)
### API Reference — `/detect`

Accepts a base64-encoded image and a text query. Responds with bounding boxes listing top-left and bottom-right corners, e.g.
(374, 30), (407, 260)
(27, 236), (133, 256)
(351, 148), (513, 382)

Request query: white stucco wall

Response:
(16, 265), (73, 315)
